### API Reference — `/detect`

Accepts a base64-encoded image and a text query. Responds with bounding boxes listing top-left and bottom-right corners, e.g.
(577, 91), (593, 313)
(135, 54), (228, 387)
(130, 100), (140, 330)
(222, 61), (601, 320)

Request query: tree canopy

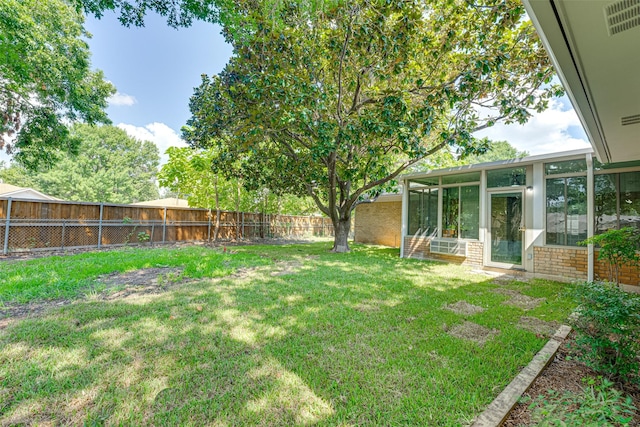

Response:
(0, 124), (160, 204)
(184, 0), (562, 251)
(414, 140), (529, 171)
(158, 146), (318, 214)
(0, 0), (115, 169)
(72, 0), (220, 28)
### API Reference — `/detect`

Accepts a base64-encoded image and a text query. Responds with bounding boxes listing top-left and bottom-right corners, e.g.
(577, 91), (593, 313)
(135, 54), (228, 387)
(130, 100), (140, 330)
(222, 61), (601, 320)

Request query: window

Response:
(442, 185), (480, 239)
(441, 172), (480, 185)
(487, 167), (526, 188)
(460, 185), (480, 239)
(443, 187), (459, 237)
(545, 159), (587, 175)
(406, 180), (479, 240)
(408, 188), (438, 236)
(595, 171), (640, 233)
(546, 177), (587, 245)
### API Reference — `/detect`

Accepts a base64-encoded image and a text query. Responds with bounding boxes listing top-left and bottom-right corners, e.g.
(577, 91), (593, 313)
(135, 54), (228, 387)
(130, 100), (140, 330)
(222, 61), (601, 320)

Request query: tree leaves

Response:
(183, 0), (563, 249)
(0, 0), (115, 169)
(0, 124), (160, 204)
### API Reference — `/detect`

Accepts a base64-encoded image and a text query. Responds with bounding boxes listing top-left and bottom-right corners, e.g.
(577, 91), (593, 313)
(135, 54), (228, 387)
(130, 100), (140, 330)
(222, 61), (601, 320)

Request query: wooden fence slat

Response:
(0, 198), (334, 253)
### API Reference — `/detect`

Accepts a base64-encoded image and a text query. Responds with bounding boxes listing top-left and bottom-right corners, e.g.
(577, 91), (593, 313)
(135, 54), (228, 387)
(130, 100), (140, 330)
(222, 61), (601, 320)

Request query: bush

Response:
(579, 227), (640, 284)
(526, 377), (636, 426)
(569, 281), (640, 380)
(137, 231), (150, 243)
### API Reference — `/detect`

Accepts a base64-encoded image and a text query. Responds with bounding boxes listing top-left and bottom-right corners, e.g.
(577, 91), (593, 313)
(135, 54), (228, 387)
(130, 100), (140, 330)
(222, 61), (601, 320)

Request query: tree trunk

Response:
(331, 216), (351, 253)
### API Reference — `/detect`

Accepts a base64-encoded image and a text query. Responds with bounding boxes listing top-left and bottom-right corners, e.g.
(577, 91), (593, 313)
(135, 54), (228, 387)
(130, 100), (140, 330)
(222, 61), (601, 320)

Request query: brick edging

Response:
(470, 325), (572, 427)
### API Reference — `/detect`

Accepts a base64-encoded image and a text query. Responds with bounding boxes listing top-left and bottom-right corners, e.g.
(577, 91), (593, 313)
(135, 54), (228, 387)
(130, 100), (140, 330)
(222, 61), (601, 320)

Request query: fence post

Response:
(150, 223), (155, 245)
(3, 198), (12, 255)
(162, 207), (167, 243)
(97, 203), (104, 249)
(241, 212), (245, 238)
(61, 220), (67, 249)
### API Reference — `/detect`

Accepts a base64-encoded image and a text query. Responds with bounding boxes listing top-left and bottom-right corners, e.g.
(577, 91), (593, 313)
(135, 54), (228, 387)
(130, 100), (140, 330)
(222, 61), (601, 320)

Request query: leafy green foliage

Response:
(410, 140), (529, 172)
(462, 140), (529, 164)
(72, 0), (221, 28)
(0, 124), (160, 204)
(185, 0), (562, 251)
(579, 227), (640, 284)
(569, 282), (640, 381)
(158, 146), (318, 214)
(526, 377), (636, 426)
(0, 0), (115, 168)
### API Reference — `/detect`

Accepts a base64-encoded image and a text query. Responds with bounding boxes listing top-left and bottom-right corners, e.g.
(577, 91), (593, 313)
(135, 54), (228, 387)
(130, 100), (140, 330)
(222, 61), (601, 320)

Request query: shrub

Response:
(579, 227), (640, 284)
(569, 281), (640, 380)
(137, 231), (150, 243)
(526, 377), (636, 426)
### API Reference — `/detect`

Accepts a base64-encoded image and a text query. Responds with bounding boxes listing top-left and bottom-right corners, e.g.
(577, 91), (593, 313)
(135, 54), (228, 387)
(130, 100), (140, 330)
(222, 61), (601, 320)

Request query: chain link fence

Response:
(1, 198), (335, 254)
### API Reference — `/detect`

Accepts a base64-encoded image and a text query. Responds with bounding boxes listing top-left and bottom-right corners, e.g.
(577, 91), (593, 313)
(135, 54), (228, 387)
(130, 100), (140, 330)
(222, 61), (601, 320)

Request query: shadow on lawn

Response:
(0, 247), (569, 426)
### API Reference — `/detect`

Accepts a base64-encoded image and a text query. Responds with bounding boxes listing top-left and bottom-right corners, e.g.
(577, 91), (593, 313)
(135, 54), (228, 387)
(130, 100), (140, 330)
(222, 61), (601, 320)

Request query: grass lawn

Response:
(0, 243), (576, 426)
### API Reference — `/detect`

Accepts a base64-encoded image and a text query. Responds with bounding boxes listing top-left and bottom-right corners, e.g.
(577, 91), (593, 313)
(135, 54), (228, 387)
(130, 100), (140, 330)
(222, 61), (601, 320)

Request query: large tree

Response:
(0, 124), (160, 203)
(184, 0), (562, 252)
(0, 0), (115, 168)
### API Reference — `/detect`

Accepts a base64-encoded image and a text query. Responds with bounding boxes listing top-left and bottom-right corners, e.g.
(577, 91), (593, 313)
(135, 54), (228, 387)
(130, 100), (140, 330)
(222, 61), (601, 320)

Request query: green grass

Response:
(0, 246), (270, 304)
(0, 243), (577, 426)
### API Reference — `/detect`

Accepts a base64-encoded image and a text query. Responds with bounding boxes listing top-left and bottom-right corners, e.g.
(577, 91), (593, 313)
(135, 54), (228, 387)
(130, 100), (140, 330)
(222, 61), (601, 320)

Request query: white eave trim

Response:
(522, 0), (611, 163)
(400, 147), (593, 181)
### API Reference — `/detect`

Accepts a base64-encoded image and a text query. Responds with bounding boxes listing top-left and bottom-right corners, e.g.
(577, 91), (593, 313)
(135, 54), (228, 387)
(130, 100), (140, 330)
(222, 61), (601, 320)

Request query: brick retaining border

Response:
(470, 325), (572, 427)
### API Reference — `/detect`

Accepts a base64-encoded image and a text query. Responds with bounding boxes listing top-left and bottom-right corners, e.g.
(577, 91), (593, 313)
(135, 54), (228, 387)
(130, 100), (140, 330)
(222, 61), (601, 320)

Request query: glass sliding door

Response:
(489, 191), (524, 266)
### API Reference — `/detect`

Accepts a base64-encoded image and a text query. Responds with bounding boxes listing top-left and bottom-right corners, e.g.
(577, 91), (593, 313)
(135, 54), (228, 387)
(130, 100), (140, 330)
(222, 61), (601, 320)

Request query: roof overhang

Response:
(523, 0), (640, 163)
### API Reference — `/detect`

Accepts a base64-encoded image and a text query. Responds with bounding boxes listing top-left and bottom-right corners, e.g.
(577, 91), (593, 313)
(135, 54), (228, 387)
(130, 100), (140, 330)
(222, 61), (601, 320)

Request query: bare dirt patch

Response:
(443, 301), (485, 316)
(0, 267), (185, 328)
(492, 288), (546, 310)
(445, 321), (499, 346)
(517, 316), (560, 337)
(96, 267), (186, 300)
(270, 261), (303, 276)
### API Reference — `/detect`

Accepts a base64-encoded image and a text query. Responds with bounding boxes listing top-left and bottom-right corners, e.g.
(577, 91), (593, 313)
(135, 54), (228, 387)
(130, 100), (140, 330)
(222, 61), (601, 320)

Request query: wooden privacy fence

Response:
(0, 198), (333, 254)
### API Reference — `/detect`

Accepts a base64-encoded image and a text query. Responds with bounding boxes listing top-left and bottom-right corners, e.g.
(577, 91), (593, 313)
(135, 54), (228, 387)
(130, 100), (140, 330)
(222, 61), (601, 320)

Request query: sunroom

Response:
(399, 148), (640, 287)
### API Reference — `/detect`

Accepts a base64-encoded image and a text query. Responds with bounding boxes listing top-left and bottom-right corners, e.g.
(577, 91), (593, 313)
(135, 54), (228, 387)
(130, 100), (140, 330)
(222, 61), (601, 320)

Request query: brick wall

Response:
(403, 236), (483, 266)
(594, 252), (640, 286)
(533, 246), (588, 280)
(354, 200), (402, 247)
(534, 246), (640, 286)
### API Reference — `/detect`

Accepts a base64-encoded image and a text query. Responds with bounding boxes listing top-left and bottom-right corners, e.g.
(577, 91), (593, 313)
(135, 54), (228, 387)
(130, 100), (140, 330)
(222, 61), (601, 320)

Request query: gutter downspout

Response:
(586, 153), (594, 282)
(400, 180), (408, 258)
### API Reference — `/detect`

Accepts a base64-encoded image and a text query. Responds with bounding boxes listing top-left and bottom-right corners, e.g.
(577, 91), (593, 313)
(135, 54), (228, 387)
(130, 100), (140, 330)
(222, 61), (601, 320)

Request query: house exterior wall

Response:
(403, 236), (483, 266)
(393, 149), (640, 288)
(354, 200), (401, 247)
(533, 246), (588, 280)
(533, 246), (640, 286)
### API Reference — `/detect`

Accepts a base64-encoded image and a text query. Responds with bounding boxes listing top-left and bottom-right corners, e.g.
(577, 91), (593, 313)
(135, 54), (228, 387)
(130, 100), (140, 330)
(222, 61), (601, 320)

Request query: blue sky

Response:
(83, 12), (589, 164)
(84, 13), (233, 163)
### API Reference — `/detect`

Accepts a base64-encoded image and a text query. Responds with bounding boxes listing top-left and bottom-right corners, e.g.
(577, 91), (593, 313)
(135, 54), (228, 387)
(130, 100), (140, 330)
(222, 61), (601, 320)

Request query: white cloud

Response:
(108, 92), (137, 107)
(118, 122), (187, 165)
(474, 97), (591, 156)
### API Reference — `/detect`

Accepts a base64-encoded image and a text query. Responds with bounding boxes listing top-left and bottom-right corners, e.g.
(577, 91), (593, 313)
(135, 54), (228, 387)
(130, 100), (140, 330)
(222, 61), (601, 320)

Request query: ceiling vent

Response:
(605, 0), (640, 35)
(621, 114), (640, 126)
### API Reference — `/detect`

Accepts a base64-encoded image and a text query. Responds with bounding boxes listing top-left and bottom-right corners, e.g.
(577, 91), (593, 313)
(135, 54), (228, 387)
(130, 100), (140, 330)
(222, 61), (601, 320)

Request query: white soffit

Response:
(524, 0), (640, 163)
